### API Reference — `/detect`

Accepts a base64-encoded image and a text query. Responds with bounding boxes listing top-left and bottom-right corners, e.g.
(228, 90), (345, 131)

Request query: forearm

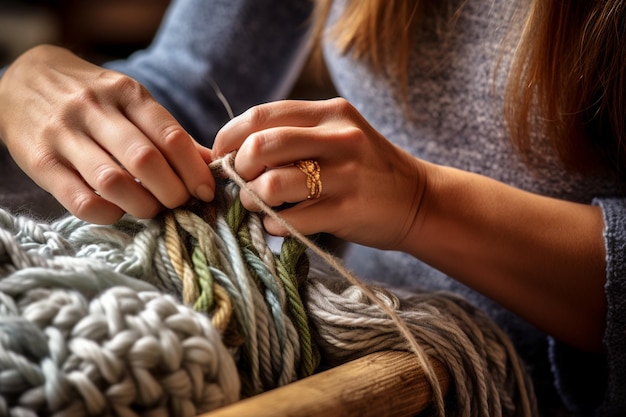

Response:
(402, 161), (607, 352)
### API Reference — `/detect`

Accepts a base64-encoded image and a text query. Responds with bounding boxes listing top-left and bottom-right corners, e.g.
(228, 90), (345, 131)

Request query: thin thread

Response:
(209, 78), (235, 120)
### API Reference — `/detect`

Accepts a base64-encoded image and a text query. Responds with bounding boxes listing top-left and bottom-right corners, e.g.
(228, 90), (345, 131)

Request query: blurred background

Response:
(0, 0), (335, 96)
(0, 0), (171, 66)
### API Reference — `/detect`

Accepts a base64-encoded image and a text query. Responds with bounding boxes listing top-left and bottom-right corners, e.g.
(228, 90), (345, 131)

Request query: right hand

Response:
(0, 44), (215, 224)
(212, 98), (426, 251)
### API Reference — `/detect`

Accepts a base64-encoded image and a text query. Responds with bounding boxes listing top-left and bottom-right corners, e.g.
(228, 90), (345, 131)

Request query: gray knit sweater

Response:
(71, 0), (626, 415)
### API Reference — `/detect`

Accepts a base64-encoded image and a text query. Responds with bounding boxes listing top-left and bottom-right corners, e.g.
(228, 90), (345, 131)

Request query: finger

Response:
(31, 156), (126, 224)
(151, 127), (215, 202)
(114, 82), (215, 202)
(239, 165), (321, 211)
(213, 100), (328, 157)
(146, 123), (215, 202)
(55, 130), (164, 219)
(261, 199), (341, 238)
(82, 108), (196, 208)
(194, 142), (213, 164)
(234, 125), (351, 181)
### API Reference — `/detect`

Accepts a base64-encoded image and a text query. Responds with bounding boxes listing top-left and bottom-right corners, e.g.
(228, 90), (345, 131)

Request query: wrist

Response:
(394, 159), (439, 254)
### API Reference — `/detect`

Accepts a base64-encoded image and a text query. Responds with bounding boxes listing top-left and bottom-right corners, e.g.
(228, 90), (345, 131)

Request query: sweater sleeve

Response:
(549, 197), (626, 417)
(104, 0), (314, 146)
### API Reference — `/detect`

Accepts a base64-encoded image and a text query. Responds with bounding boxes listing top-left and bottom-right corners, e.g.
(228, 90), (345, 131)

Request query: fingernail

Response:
(196, 184), (214, 202)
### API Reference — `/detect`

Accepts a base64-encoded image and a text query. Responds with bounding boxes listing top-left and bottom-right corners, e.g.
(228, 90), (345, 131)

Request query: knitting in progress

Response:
(0, 154), (536, 417)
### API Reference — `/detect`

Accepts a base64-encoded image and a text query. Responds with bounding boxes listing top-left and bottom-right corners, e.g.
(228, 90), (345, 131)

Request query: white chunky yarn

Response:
(0, 285), (239, 417)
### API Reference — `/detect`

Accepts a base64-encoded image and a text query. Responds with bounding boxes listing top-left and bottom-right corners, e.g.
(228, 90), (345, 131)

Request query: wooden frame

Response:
(201, 351), (449, 417)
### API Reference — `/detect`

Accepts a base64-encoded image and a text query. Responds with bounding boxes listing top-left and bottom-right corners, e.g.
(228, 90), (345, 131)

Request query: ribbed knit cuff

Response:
(549, 198), (626, 416)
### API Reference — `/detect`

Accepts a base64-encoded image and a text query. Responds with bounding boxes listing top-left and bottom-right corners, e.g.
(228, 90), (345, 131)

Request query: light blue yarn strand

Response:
(214, 216), (262, 392)
(242, 247), (297, 386)
(243, 248), (295, 385)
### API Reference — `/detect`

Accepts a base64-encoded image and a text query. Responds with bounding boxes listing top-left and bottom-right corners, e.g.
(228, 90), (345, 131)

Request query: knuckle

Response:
(245, 131), (269, 158)
(244, 105), (269, 127)
(125, 144), (161, 172)
(106, 73), (149, 102)
(258, 171), (283, 196)
(60, 87), (102, 121)
(337, 125), (367, 146)
(326, 97), (356, 116)
(159, 124), (188, 149)
(39, 120), (64, 143)
(69, 193), (105, 221)
(92, 164), (128, 194)
(31, 143), (63, 173)
(64, 187), (125, 224)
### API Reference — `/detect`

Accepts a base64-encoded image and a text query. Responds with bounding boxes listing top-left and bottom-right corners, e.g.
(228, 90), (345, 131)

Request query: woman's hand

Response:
(0, 44), (215, 224)
(212, 97), (426, 250)
(214, 98), (608, 351)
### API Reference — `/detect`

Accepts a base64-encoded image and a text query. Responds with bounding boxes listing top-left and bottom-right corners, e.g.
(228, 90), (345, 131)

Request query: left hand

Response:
(212, 98), (426, 250)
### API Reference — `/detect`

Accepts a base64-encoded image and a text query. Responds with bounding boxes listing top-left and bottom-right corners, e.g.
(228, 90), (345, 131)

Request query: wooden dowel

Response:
(199, 350), (449, 417)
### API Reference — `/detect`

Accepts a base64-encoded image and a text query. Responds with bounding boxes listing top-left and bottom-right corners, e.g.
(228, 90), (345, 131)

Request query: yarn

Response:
(0, 154), (537, 417)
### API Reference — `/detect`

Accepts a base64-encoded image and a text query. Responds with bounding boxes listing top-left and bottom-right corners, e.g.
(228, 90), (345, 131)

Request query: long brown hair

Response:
(507, 1), (626, 176)
(313, 0), (626, 177)
(311, 0), (425, 95)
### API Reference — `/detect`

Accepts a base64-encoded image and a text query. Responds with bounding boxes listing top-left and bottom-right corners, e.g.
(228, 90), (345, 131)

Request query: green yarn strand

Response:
(192, 244), (214, 313)
(277, 236), (318, 377)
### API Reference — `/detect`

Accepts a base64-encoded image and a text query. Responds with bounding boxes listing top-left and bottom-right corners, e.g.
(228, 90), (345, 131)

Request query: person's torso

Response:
(323, 0), (626, 204)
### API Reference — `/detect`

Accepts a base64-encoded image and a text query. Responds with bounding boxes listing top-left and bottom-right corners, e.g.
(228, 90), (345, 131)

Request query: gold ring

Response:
(295, 159), (322, 200)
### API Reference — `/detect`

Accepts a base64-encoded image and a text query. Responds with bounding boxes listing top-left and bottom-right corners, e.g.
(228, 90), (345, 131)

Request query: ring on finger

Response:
(295, 159), (322, 200)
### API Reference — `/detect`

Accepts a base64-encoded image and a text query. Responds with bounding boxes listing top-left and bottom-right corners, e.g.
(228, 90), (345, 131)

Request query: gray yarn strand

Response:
(304, 277), (536, 417)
